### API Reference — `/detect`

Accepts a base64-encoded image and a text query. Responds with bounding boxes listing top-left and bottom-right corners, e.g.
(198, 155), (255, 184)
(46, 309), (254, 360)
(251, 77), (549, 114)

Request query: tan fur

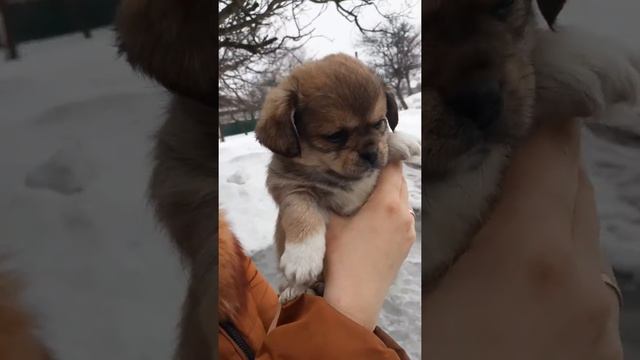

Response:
(421, 1), (535, 281)
(115, 0), (216, 106)
(256, 54), (420, 302)
(0, 268), (54, 360)
(116, 1), (220, 358)
(146, 97), (219, 359)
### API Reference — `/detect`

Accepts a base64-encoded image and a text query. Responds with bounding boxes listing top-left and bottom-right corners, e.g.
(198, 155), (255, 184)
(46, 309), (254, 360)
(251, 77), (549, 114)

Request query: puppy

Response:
(255, 54), (421, 302)
(116, 0), (218, 358)
(422, 0), (640, 282)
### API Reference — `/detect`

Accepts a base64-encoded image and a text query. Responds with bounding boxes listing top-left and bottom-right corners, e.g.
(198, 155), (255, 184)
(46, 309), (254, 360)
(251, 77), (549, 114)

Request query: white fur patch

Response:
(329, 172), (379, 215)
(388, 131), (421, 162)
(534, 26), (640, 125)
(279, 230), (326, 285)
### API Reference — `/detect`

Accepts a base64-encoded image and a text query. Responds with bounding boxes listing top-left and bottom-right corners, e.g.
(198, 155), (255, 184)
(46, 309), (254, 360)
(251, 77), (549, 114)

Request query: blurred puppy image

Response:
(422, 0), (640, 281)
(116, 0), (219, 358)
(255, 54), (420, 302)
(0, 268), (53, 360)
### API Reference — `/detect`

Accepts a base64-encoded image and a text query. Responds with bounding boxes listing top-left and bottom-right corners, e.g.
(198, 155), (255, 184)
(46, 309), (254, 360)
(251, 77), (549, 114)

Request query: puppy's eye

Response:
(374, 118), (387, 130)
(491, 0), (515, 21)
(324, 130), (349, 145)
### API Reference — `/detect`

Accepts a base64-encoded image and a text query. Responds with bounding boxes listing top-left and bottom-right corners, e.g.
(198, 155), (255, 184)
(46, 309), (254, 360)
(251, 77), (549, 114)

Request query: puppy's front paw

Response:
(279, 284), (315, 304)
(279, 231), (325, 286)
(534, 27), (640, 122)
(388, 131), (421, 162)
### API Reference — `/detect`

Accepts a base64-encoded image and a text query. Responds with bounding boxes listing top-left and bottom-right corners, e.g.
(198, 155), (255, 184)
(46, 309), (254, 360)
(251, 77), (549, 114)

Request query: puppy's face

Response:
(423, 0), (565, 178)
(256, 54), (399, 179)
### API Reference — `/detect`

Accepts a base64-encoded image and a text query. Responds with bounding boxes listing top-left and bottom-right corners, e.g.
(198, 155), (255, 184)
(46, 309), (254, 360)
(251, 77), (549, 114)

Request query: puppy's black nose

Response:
(447, 81), (503, 130)
(359, 151), (378, 167)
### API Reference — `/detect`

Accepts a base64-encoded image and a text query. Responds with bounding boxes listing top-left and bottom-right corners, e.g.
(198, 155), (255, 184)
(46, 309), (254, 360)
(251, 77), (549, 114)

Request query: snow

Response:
(0, 30), (184, 360)
(560, 1), (640, 279)
(219, 136), (276, 253)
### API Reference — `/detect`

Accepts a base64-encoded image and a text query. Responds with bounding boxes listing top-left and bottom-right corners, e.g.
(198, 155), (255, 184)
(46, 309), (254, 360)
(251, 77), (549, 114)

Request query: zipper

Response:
(220, 321), (255, 360)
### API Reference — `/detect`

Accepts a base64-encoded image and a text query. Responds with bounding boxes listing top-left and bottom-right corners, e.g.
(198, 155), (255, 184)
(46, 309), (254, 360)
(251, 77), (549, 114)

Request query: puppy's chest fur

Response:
(323, 172), (379, 216)
(267, 157), (379, 216)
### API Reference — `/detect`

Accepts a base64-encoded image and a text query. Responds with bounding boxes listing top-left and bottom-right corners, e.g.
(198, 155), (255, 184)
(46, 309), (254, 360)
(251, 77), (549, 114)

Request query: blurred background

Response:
(0, 0), (637, 359)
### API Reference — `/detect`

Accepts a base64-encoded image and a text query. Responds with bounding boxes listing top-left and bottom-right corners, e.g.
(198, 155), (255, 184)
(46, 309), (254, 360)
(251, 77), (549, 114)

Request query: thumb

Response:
(367, 161), (404, 205)
(326, 212), (349, 241)
(494, 118), (581, 224)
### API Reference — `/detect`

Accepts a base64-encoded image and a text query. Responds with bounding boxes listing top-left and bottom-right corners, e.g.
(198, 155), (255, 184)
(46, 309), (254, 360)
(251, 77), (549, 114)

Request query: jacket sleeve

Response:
(257, 295), (409, 360)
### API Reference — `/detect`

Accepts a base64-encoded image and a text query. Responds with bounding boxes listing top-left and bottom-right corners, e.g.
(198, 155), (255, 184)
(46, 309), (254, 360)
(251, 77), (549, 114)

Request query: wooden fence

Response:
(1, 0), (118, 59)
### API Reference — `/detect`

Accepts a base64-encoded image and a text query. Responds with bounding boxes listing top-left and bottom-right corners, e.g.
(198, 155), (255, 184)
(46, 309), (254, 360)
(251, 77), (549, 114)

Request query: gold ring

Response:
(601, 273), (624, 308)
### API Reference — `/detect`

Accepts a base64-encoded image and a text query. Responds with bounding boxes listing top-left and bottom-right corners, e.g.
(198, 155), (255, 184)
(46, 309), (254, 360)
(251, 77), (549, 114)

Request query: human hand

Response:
(424, 119), (623, 359)
(323, 162), (416, 330)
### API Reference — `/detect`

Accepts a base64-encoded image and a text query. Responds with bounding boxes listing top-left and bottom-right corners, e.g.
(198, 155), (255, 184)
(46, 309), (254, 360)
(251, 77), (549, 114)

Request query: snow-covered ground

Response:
(562, 0), (640, 281)
(220, 93), (423, 359)
(0, 30), (184, 360)
(559, 2), (640, 355)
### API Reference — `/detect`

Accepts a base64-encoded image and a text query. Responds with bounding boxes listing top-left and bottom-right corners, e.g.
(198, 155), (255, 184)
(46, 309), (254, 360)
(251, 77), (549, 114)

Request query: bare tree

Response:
(218, 0), (400, 113)
(359, 17), (421, 110)
(219, 48), (307, 140)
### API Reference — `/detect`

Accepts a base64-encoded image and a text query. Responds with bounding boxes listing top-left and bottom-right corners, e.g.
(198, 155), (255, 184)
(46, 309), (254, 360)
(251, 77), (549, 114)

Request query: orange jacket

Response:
(218, 214), (409, 359)
(0, 270), (53, 360)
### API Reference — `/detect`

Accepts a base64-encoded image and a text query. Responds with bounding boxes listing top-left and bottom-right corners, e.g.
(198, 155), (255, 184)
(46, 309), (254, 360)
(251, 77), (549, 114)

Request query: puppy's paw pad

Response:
(279, 233), (325, 285)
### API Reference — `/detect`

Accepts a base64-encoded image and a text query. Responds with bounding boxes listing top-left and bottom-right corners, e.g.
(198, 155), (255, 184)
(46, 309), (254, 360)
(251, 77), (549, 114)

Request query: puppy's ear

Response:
(255, 86), (301, 157)
(385, 90), (399, 131)
(537, 0), (566, 29)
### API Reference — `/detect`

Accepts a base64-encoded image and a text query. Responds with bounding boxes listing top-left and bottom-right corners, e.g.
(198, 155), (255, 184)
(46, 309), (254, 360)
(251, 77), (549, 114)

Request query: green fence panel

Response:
(5, 0), (118, 43)
(221, 118), (257, 137)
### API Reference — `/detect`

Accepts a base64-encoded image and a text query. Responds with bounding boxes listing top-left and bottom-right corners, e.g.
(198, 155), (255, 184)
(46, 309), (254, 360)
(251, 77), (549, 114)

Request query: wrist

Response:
(324, 286), (381, 331)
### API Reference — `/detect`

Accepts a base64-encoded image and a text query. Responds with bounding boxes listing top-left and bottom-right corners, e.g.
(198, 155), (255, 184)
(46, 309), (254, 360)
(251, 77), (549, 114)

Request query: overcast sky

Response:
(291, 0), (421, 59)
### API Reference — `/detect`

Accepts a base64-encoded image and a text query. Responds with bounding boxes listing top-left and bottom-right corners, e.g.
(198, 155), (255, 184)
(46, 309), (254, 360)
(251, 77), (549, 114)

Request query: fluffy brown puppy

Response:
(256, 54), (420, 302)
(116, 0), (218, 358)
(0, 268), (54, 360)
(422, 0), (640, 284)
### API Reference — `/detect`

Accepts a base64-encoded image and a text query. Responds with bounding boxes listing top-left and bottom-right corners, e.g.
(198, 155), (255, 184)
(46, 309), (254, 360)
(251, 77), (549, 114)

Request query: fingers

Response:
(493, 119), (582, 225)
(399, 165), (409, 205)
(330, 161), (408, 233)
(572, 166), (599, 244)
(327, 213), (348, 239)
(368, 161), (404, 203)
(571, 165), (602, 264)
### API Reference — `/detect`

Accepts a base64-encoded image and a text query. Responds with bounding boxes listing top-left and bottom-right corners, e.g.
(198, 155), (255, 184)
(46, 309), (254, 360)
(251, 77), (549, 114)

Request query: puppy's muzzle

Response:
(446, 80), (503, 130)
(359, 150), (379, 168)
